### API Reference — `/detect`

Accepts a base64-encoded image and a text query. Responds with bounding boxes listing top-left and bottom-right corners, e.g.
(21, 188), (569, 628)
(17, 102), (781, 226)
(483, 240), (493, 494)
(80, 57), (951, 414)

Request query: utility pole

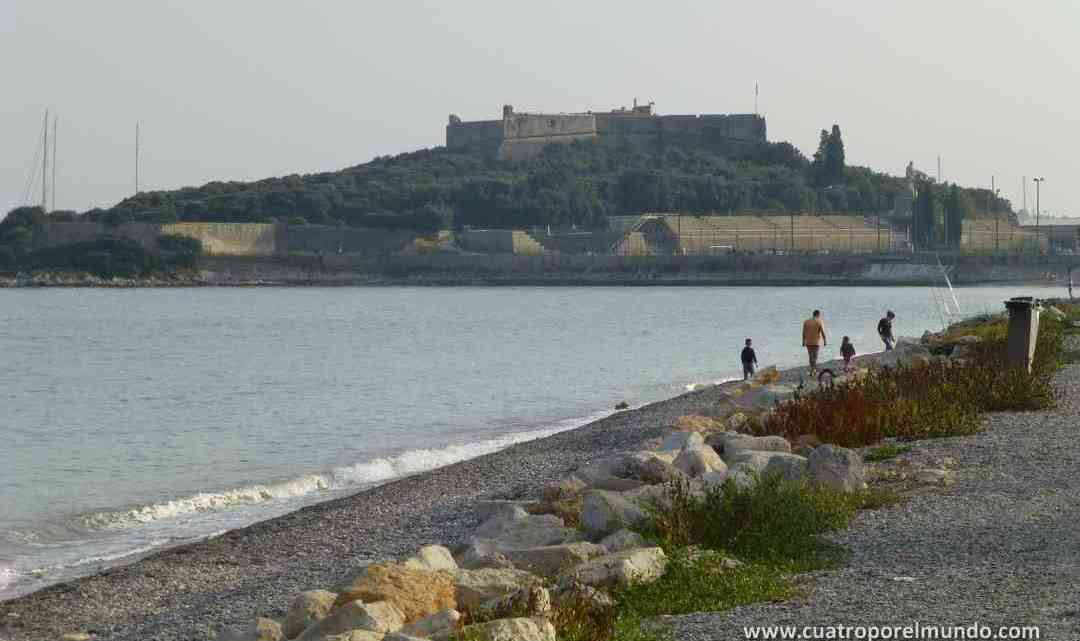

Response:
(1022, 176), (1027, 216)
(1033, 177), (1045, 253)
(42, 109), (49, 210)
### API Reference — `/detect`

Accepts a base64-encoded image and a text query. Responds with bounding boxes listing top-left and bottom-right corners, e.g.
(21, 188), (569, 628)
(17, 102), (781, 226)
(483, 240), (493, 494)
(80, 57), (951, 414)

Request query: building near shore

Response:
(446, 101), (767, 160)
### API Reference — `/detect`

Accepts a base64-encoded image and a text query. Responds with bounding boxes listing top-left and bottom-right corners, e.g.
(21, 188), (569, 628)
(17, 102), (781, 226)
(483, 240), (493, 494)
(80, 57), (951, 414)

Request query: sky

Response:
(2, 0), (1077, 217)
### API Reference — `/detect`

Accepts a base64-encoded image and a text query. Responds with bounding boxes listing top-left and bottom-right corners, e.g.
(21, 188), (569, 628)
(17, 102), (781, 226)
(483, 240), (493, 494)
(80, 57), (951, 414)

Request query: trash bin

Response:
(1004, 297), (1041, 373)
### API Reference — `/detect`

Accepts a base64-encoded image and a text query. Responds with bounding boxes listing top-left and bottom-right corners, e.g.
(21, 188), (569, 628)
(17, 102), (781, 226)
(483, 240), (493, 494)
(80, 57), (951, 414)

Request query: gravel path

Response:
(666, 342), (1080, 640)
(0, 385), (732, 641)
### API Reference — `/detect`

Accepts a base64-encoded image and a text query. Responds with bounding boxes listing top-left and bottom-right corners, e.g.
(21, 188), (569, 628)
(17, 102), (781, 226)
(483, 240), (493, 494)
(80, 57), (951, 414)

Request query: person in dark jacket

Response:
(877, 310), (896, 351)
(741, 338), (758, 380)
(841, 336), (856, 371)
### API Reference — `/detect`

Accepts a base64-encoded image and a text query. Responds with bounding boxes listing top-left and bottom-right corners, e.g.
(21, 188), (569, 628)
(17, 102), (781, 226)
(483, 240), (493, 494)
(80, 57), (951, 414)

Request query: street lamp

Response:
(1033, 177), (1045, 253)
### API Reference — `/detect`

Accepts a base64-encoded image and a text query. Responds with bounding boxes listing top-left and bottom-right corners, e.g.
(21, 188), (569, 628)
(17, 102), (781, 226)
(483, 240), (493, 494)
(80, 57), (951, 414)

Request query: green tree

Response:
(913, 179), (938, 247)
(812, 125), (846, 187)
(943, 185), (972, 248)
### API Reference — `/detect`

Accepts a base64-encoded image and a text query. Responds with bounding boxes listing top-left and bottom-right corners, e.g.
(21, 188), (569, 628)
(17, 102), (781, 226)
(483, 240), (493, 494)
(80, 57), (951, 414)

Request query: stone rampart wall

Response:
(35, 222), (417, 257)
(161, 223), (277, 256)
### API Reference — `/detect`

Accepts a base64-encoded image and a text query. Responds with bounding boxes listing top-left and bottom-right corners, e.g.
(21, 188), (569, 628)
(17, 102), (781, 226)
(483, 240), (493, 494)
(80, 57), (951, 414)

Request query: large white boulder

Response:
(574, 456), (648, 491)
(297, 601), (405, 640)
(502, 542), (607, 577)
(472, 511), (579, 551)
(722, 450), (774, 473)
(673, 445), (726, 477)
(580, 490), (649, 536)
(574, 451), (683, 490)
(402, 545), (458, 573)
(708, 433), (791, 457)
(398, 608), (460, 639)
(461, 617), (556, 641)
(284, 590), (338, 639)
(657, 431), (705, 453)
(762, 452), (809, 481)
(452, 567), (542, 611)
(475, 585), (552, 621)
(808, 444), (866, 491)
(558, 547), (668, 589)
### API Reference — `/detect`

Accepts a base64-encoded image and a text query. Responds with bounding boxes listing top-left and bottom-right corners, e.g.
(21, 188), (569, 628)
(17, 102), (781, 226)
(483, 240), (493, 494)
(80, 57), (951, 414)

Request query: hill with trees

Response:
(10, 125), (1015, 248)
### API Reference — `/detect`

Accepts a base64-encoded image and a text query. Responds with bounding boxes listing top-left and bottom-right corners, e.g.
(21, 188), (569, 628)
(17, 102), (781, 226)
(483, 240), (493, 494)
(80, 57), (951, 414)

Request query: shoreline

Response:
(0, 350), (865, 641)
(0, 386), (714, 640)
(0, 275), (1065, 288)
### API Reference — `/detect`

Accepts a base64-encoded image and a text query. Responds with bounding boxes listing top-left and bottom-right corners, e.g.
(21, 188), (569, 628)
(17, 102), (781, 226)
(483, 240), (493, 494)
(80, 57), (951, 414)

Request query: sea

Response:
(0, 284), (1061, 600)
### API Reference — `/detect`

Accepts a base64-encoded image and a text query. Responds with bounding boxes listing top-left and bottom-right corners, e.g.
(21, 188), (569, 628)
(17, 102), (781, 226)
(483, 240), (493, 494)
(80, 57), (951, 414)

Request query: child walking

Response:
(741, 338), (758, 380)
(840, 336), (856, 372)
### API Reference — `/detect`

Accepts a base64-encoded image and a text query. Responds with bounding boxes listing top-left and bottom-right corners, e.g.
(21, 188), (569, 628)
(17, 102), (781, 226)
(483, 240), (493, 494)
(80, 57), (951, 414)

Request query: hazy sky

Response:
(3, 0), (1077, 216)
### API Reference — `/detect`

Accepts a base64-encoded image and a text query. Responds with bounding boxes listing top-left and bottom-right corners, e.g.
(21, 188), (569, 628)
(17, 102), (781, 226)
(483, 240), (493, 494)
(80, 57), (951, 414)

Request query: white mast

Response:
(51, 116), (58, 211)
(42, 109), (48, 209)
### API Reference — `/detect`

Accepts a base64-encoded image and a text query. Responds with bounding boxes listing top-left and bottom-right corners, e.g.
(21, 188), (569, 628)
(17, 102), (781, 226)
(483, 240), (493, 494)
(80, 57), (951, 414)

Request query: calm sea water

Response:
(0, 285), (1059, 599)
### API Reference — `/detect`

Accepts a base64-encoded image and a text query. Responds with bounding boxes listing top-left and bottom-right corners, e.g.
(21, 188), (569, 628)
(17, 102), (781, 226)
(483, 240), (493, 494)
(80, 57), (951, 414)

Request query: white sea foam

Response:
(81, 412), (608, 531)
(0, 566), (18, 592)
(81, 474), (330, 529)
(684, 376), (741, 392)
(330, 419), (595, 485)
(71, 540), (168, 566)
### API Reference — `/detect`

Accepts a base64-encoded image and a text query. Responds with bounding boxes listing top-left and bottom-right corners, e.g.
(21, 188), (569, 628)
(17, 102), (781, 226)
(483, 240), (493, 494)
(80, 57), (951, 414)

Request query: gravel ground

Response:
(665, 339), (1080, 640)
(0, 384), (735, 641)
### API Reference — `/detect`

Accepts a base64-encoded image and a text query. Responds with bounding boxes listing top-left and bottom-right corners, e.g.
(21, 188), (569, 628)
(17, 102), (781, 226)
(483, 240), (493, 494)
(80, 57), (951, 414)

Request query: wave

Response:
(80, 412), (607, 530)
(80, 474), (330, 529)
(330, 419), (597, 485)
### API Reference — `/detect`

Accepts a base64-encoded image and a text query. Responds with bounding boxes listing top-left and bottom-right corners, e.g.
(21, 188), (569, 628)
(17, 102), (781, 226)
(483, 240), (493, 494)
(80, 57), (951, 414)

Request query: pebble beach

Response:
(2, 334), (1073, 640)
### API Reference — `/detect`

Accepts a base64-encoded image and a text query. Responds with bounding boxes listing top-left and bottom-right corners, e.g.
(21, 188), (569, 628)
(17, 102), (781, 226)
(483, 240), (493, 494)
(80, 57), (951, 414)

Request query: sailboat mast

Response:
(135, 122), (140, 195)
(42, 109), (49, 210)
(51, 116), (58, 211)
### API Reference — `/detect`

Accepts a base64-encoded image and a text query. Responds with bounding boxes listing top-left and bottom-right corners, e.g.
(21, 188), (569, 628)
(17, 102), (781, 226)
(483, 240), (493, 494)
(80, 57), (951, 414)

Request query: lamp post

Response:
(1033, 177), (1045, 253)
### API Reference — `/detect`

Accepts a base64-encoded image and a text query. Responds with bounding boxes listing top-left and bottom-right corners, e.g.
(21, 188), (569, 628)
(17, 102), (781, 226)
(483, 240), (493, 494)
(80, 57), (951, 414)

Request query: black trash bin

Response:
(1004, 297), (1041, 373)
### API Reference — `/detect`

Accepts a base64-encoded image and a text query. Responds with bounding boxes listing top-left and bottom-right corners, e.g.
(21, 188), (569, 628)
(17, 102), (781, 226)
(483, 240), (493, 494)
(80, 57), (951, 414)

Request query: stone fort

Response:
(446, 100), (767, 160)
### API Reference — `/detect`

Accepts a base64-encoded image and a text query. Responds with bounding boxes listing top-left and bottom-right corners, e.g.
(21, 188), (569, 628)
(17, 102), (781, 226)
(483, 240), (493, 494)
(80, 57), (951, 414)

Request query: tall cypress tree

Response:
(825, 125), (845, 186)
(944, 185), (970, 248)
(914, 179), (937, 247)
(812, 125), (846, 187)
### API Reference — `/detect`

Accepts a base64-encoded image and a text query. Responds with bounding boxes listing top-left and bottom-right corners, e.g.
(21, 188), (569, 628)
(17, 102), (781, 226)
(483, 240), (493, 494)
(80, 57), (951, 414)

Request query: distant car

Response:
(709, 245), (735, 255)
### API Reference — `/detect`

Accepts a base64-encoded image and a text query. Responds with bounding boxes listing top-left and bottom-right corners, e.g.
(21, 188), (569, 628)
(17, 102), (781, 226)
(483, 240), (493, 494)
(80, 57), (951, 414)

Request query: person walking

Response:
(740, 338), (758, 381)
(802, 310), (827, 376)
(878, 310), (896, 351)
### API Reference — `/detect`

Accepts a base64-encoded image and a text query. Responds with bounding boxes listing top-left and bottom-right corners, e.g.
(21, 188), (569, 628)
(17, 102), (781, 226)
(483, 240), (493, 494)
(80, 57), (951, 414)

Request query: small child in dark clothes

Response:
(740, 338), (758, 380)
(840, 335), (856, 371)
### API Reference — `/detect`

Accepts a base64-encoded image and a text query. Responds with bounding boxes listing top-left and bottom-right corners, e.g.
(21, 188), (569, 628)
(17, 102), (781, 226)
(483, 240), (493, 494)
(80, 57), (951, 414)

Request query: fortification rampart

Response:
(34, 223), (418, 257)
(446, 103), (767, 160)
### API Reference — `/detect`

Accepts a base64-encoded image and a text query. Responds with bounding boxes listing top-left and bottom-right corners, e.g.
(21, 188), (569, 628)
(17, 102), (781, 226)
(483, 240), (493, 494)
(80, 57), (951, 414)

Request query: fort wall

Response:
(35, 223), (418, 257)
(160, 223), (277, 256)
(446, 104), (767, 159)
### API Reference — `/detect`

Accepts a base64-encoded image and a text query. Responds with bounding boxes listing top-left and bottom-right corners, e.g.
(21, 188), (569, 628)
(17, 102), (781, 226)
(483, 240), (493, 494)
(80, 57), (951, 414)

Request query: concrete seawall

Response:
(194, 253), (1079, 288)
